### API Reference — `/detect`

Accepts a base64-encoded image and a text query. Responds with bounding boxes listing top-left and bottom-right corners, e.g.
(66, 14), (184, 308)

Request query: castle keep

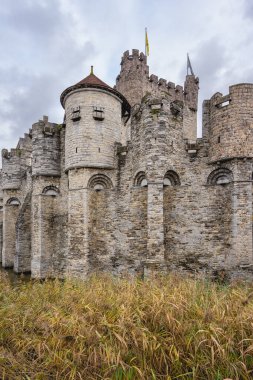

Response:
(0, 49), (253, 279)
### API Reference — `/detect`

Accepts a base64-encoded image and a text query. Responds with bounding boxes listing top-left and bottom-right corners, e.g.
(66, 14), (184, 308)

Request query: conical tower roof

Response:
(75, 72), (111, 88)
(60, 69), (130, 116)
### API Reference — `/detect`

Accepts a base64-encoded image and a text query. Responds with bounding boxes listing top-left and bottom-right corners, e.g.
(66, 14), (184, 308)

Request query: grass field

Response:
(0, 272), (252, 379)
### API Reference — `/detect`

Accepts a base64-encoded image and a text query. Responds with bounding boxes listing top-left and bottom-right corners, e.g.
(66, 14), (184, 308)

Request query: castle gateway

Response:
(0, 49), (253, 279)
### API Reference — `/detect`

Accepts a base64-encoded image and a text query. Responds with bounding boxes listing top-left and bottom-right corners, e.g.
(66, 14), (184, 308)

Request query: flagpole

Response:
(145, 27), (149, 57)
(145, 27), (147, 56)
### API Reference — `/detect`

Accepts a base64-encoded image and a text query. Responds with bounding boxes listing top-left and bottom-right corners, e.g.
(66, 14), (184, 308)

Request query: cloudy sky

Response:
(0, 0), (253, 164)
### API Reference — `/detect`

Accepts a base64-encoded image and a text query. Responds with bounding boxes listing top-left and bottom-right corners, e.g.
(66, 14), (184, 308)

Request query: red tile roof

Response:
(60, 71), (131, 117)
(75, 73), (111, 89)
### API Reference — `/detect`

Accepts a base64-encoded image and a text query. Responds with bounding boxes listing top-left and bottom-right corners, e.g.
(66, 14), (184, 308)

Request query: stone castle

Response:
(0, 49), (253, 279)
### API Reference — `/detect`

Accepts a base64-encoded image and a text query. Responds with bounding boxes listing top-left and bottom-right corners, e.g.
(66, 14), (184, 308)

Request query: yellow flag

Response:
(145, 28), (150, 56)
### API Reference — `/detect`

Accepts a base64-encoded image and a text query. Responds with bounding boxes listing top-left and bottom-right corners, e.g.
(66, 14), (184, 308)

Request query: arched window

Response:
(88, 174), (113, 190)
(6, 197), (20, 205)
(207, 168), (233, 185)
(163, 170), (180, 186)
(42, 185), (60, 196)
(134, 171), (148, 187)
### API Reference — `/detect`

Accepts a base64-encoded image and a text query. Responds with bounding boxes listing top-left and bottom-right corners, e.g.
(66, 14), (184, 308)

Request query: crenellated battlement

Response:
(2, 148), (22, 159)
(32, 115), (61, 177)
(121, 49), (147, 65)
(1, 148), (22, 190)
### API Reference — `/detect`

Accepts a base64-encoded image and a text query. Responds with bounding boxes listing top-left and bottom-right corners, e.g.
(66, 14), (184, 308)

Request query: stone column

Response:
(231, 181), (253, 267)
(67, 188), (89, 277)
(0, 222), (3, 263)
(31, 194), (58, 278)
(2, 204), (20, 268)
(14, 193), (31, 274)
(145, 182), (165, 275)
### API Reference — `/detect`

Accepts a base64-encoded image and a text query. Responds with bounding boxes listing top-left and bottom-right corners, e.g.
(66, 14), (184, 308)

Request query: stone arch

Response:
(88, 174), (113, 190)
(164, 170), (180, 186)
(6, 197), (20, 205)
(134, 171), (148, 187)
(207, 168), (233, 185)
(88, 173), (115, 271)
(42, 185), (60, 196)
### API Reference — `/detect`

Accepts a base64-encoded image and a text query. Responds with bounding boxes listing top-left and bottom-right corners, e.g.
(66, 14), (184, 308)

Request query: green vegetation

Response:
(0, 273), (253, 379)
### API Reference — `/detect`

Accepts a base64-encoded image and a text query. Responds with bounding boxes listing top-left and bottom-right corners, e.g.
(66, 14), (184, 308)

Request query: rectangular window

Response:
(71, 106), (81, 121)
(93, 106), (104, 121)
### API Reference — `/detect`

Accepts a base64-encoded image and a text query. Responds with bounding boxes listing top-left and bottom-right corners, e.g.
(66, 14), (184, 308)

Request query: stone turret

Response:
(183, 74), (199, 141)
(61, 69), (130, 171)
(204, 84), (253, 162)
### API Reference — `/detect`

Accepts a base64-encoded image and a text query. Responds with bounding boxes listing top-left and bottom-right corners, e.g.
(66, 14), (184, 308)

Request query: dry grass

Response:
(0, 273), (252, 379)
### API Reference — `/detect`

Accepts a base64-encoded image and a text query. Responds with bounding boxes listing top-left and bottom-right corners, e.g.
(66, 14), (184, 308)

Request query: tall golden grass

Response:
(0, 272), (252, 379)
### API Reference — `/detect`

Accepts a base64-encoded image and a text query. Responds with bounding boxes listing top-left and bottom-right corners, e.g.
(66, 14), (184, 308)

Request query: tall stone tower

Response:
(60, 68), (130, 276)
(116, 49), (199, 141)
(115, 49), (150, 107)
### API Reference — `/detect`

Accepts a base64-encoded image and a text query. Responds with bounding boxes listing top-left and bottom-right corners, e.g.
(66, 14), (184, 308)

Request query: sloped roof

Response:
(60, 72), (130, 117)
(75, 73), (111, 88)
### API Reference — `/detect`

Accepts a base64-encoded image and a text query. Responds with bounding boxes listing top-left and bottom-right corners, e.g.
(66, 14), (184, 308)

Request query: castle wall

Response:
(66, 168), (116, 276)
(1, 50), (253, 280)
(113, 145), (148, 275)
(163, 183), (233, 272)
(64, 89), (122, 171)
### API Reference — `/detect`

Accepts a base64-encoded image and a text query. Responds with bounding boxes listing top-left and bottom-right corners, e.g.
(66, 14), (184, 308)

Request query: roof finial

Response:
(90, 65), (94, 75)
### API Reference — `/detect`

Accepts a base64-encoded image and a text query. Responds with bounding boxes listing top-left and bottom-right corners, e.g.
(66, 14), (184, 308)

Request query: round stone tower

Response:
(208, 83), (253, 162)
(60, 68), (130, 171)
